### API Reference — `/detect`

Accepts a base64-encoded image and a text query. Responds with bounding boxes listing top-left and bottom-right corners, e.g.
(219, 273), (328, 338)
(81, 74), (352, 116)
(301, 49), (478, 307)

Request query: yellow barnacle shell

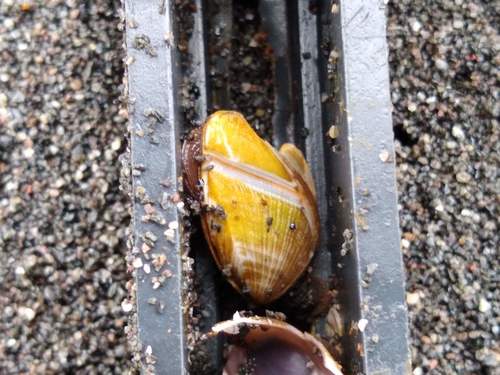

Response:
(198, 111), (319, 304)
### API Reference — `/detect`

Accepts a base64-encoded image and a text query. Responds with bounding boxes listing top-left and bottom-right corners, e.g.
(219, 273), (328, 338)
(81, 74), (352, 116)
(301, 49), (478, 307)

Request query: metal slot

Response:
(124, 0), (409, 373)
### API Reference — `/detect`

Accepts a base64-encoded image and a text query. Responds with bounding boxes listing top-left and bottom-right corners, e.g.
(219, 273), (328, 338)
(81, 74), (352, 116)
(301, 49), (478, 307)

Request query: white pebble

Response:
(456, 171), (472, 183)
(0, 93), (8, 108)
(357, 318), (368, 332)
(132, 257), (143, 268)
(74, 169), (84, 181)
(452, 125), (465, 140)
(479, 297), (491, 313)
(446, 141), (458, 149)
(121, 300), (133, 313)
(435, 58), (448, 71)
(366, 263), (378, 275)
(111, 138), (122, 151)
(426, 96), (437, 104)
(4, 18), (14, 30)
(23, 148), (34, 158)
(379, 149), (390, 162)
(49, 145), (59, 155)
(406, 292), (420, 305)
(143, 263), (151, 274)
(18, 306), (36, 321)
(411, 19), (422, 33)
(460, 209), (473, 217)
(434, 200), (445, 212)
(5, 181), (18, 191)
(164, 228), (175, 242)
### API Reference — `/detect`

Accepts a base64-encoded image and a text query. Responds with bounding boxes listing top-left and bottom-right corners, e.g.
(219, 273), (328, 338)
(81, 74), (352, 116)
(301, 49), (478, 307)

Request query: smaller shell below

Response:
(212, 313), (343, 375)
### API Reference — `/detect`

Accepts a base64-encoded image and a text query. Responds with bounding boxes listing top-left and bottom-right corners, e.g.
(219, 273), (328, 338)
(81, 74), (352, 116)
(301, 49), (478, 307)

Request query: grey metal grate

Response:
(124, 0), (409, 373)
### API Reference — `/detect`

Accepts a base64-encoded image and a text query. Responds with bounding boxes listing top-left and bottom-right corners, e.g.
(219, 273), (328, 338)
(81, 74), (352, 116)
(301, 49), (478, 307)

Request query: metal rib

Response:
(124, 0), (186, 373)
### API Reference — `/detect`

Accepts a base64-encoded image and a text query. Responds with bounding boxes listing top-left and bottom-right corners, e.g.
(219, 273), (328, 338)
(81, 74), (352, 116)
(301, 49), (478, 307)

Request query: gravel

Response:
(0, 0), (132, 373)
(388, 1), (499, 373)
(0, 0), (498, 373)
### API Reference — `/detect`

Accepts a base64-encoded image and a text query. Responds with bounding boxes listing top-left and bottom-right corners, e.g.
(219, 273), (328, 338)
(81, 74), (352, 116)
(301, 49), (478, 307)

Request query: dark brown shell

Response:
(181, 127), (202, 201)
